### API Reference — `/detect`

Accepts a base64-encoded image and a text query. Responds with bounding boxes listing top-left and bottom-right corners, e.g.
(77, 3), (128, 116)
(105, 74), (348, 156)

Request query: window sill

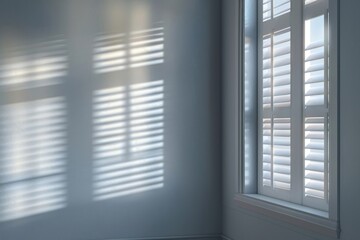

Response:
(234, 193), (340, 238)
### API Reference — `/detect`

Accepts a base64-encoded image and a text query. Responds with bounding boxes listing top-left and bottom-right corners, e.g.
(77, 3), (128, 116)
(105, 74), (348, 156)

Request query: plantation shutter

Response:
(259, 0), (292, 200)
(259, 0), (330, 211)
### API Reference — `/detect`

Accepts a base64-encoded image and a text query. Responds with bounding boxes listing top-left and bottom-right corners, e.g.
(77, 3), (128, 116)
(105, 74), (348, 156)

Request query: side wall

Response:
(0, 1), (222, 240)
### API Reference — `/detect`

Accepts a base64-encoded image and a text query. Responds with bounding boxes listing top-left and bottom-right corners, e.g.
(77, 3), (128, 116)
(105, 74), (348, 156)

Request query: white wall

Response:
(0, 1), (222, 240)
(222, 0), (360, 239)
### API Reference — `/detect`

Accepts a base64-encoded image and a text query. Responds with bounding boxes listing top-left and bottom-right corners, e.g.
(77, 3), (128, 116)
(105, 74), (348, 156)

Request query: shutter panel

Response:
(304, 117), (325, 199)
(303, 8), (329, 211)
(258, 0), (332, 211)
(273, 118), (291, 190)
(262, 35), (272, 109)
(260, 27), (292, 194)
(262, 118), (272, 187)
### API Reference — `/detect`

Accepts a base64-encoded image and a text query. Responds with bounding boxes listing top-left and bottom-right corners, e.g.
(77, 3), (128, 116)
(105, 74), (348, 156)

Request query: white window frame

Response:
(235, 0), (340, 237)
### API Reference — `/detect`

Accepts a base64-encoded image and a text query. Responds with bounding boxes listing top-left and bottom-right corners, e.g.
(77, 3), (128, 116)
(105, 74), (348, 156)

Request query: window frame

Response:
(235, 0), (340, 237)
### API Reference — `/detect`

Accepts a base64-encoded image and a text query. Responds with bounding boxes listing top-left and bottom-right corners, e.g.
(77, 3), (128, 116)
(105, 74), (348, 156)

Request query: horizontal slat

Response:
(305, 149), (324, 161)
(305, 95), (324, 106)
(273, 0), (290, 18)
(274, 84), (290, 96)
(305, 82), (324, 96)
(274, 44), (290, 57)
(305, 160), (324, 171)
(305, 189), (324, 199)
(274, 165), (290, 174)
(305, 50), (324, 62)
(305, 40), (324, 51)
(305, 62), (324, 72)
(305, 138), (324, 149)
(305, 179), (324, 191)
(273, 75), (290, 86)
(273, 156), (290, 165)
(305, 73), (324, 84)
(274, 55), (291, 68)
(305, 170), (324, 181)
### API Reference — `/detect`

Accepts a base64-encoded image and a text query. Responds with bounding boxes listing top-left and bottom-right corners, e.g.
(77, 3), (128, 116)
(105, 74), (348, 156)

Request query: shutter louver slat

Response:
(305, 0), (322, 6)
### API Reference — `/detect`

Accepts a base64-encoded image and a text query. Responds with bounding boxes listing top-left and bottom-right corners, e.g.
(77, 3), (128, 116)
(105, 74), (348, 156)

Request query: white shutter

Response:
(257, 0), (334, 212)
(305, 0), (322, 6)
(262, 118), (272, 187)
(261, 30), (292, 191)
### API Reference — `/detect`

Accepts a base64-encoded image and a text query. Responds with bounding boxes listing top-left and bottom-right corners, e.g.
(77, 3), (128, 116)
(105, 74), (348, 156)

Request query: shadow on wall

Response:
(92, 26), (165, 201)
(0, 25), (166, 221)
(93, 80), (165, 201)
(0, 38), (68, 222)
(93, 27), (164, 73)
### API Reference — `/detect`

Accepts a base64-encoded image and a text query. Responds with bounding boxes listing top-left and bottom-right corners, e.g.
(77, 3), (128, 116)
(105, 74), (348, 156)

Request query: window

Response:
(237, 0), (339, 236)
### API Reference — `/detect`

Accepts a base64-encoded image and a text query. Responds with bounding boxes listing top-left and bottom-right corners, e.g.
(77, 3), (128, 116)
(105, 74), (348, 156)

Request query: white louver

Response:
(262, 35), (272, 109)
(304, 117), (325, 199)
(262, 118), (272, 187)
(305, 0), (320, 5)
(273, 118), (291, 190)
(261, 118), (292, 190)
(273, 29), (291, 108)
(261, 27), (291, 192)
(262, 29), (291, 109)
(263, 0), (291, 22)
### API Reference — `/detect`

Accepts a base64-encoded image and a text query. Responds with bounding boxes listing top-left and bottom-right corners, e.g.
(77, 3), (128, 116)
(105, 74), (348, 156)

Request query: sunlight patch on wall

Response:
(93, 34), (127, 74)
(93, 27), (164, 74)
(93, 80), (164, 201)
(0, 97), (67, 221)
(0, 39), (67, 91)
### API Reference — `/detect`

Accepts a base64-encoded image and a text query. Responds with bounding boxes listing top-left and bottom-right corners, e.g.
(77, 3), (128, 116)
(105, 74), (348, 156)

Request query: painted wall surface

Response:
(222, 0), (360, 240)
(0, 1), (222, 240)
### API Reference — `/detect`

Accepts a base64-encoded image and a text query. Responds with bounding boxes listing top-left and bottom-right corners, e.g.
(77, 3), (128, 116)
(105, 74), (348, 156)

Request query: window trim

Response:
(235, 0), (340, 237)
